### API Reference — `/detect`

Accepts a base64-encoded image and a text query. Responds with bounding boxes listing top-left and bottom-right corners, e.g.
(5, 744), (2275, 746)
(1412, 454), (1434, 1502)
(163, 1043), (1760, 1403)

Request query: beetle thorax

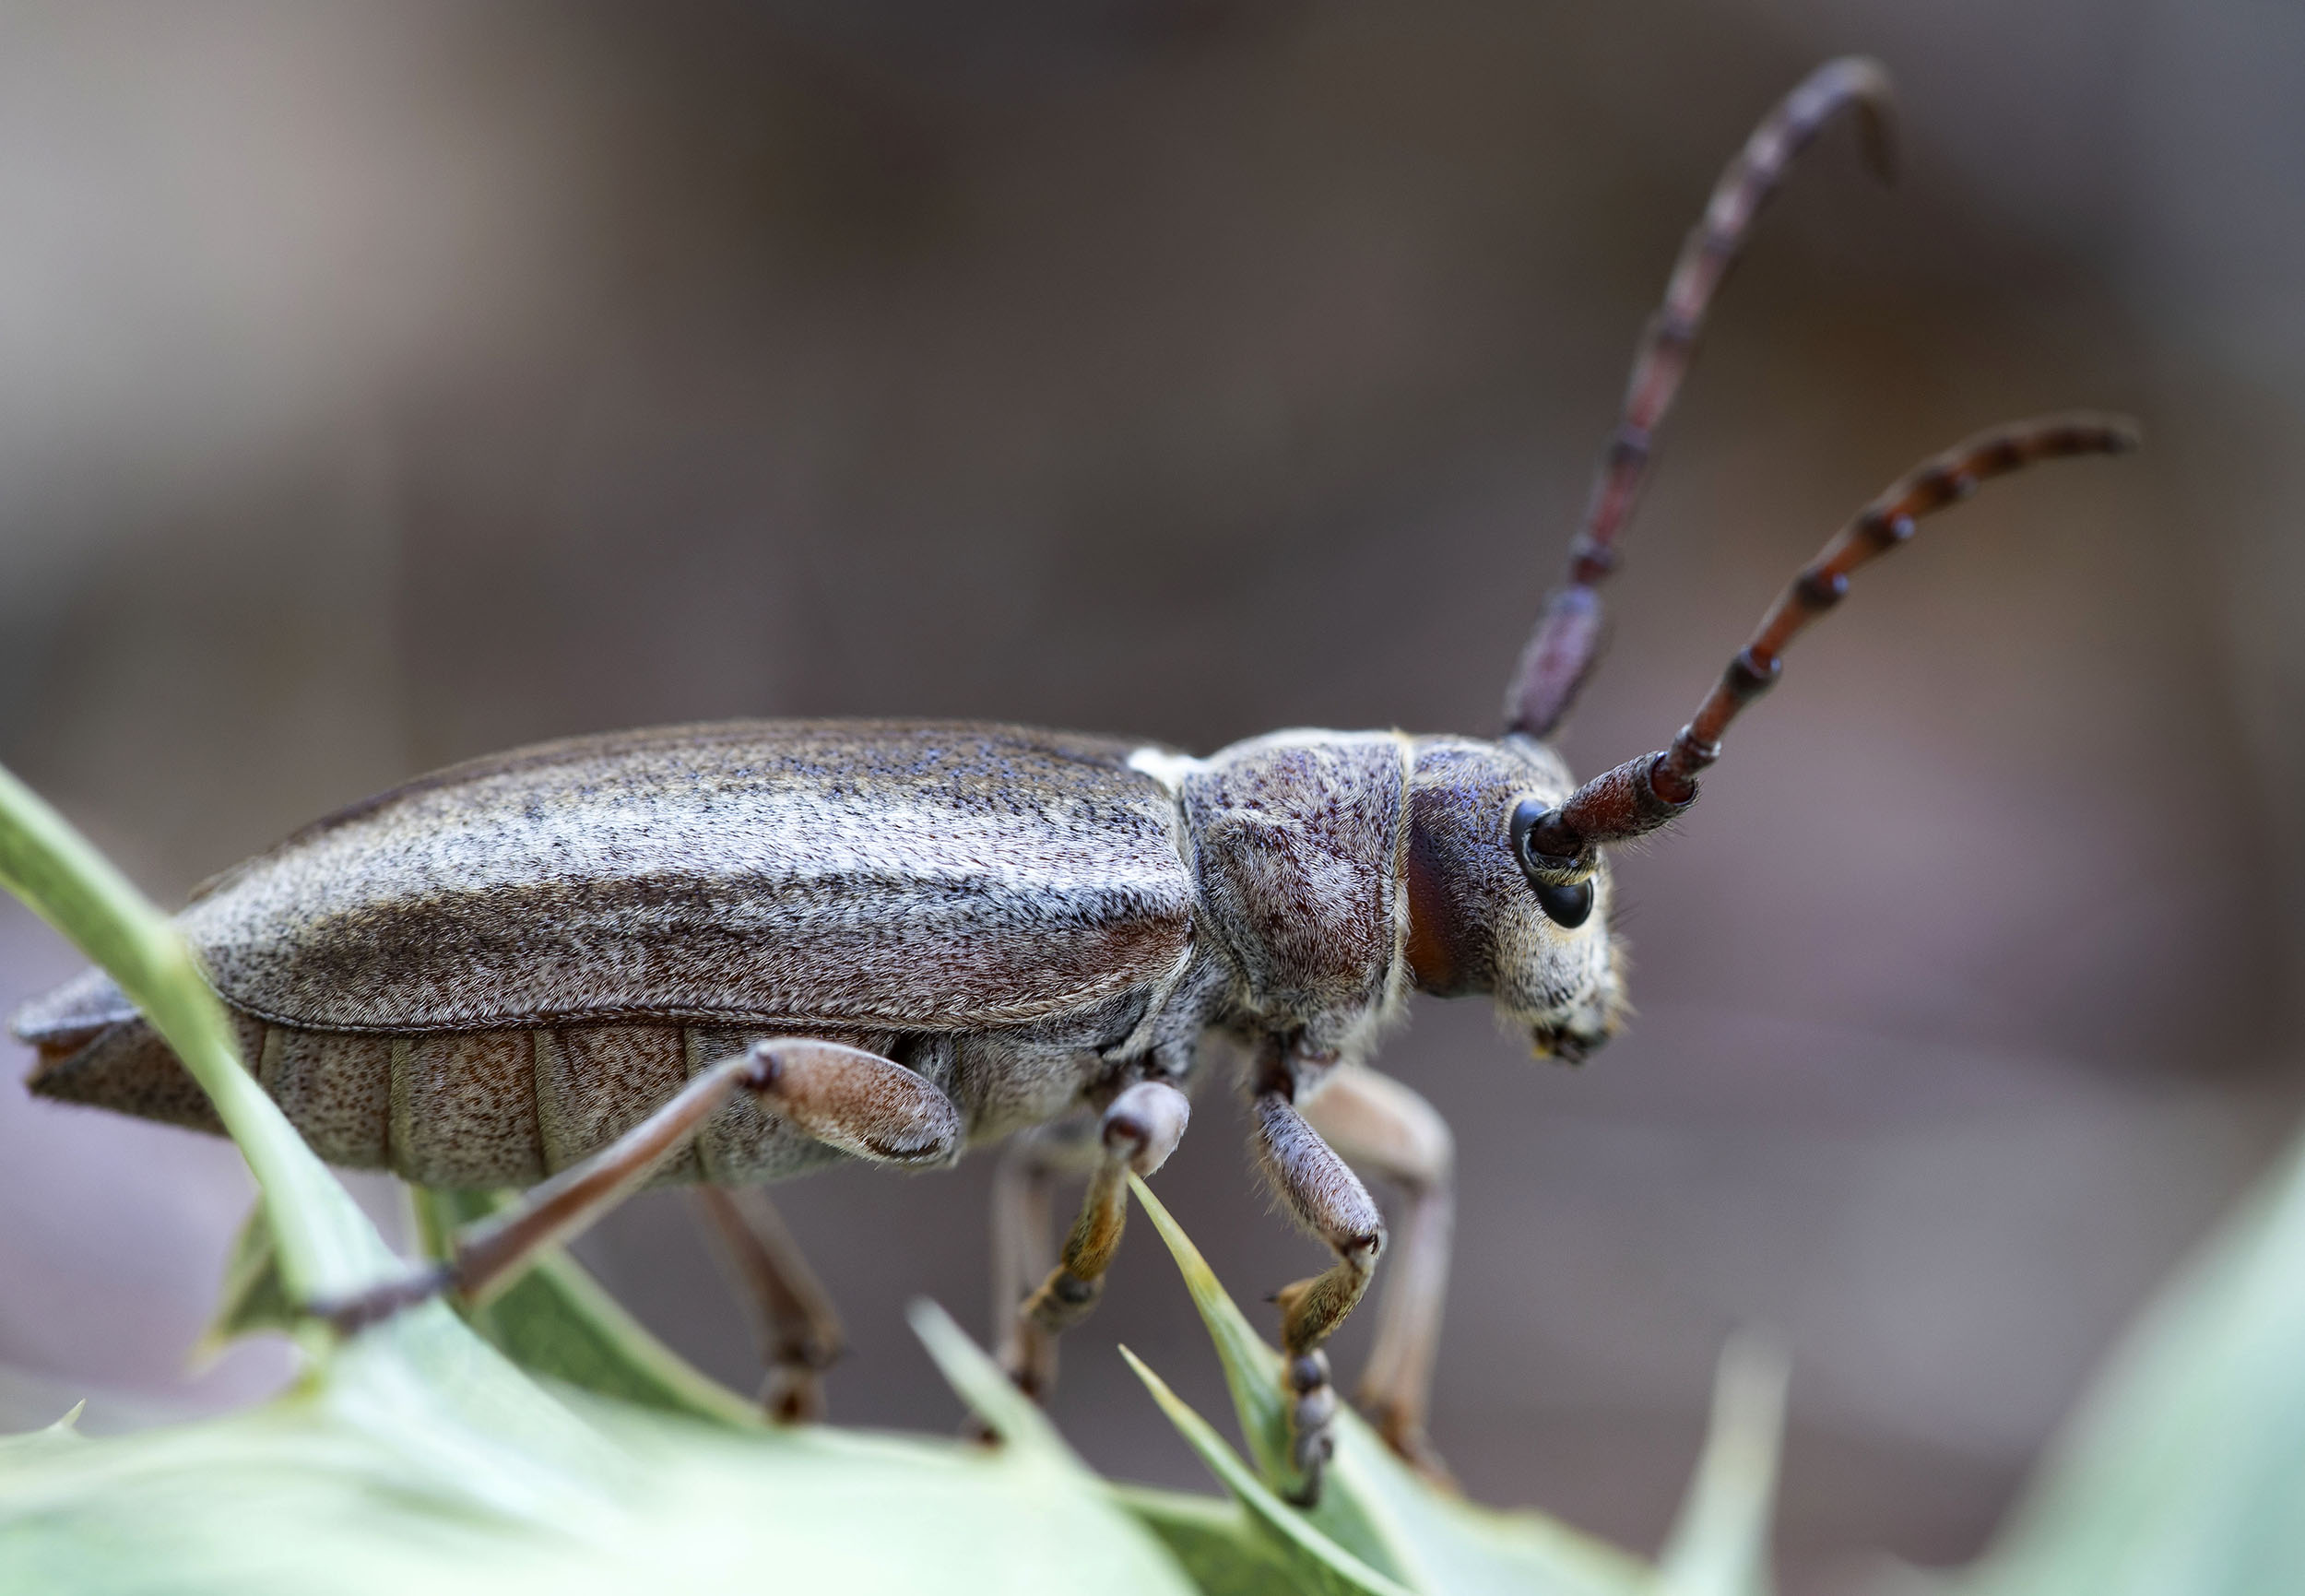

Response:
(1132, 730), (1415, 1064)
(1135, 727), (1623, 1069)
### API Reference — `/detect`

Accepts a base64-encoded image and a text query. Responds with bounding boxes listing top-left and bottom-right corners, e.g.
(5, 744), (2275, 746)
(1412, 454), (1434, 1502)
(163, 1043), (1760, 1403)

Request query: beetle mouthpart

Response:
(1532, 1016), (1610, 1066)
(1535, 1029), (1590, 1066)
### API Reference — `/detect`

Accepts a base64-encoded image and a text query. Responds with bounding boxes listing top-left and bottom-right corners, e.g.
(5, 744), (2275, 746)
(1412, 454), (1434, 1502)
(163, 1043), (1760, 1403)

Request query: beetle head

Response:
(1402, 737), (1624, 1063)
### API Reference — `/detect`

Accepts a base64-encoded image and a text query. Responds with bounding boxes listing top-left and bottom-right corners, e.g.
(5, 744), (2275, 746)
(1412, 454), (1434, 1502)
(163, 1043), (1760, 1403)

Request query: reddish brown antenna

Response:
(1514, 414), (2142, 872)
(1505, 56), (1897, 741)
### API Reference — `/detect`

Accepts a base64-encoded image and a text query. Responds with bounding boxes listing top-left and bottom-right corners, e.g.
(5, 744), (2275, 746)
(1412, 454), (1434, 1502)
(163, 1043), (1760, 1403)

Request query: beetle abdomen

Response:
(24, 1014), (234, 1139)
(25, 1005), (875, 1188)
(265, 1025), (393, 1166)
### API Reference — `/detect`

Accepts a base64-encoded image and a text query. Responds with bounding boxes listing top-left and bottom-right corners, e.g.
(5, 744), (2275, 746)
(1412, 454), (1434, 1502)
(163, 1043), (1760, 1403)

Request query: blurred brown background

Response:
(1, 4), (2299, 1591)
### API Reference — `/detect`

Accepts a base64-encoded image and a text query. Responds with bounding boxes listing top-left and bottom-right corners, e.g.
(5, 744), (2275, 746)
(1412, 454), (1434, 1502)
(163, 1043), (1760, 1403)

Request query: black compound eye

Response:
(1508, 796), (1554, 876)
(1533, 877), (1593, 929)
(1509, 796), (1595, 928)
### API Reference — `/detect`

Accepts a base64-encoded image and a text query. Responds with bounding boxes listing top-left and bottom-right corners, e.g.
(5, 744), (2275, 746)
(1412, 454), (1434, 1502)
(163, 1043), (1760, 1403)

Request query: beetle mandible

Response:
(11, 57), (2135, 1505)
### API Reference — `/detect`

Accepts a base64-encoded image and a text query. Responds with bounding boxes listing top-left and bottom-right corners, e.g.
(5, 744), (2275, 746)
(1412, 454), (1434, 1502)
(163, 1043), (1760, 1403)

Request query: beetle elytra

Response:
(10, 57), (2135, 1506)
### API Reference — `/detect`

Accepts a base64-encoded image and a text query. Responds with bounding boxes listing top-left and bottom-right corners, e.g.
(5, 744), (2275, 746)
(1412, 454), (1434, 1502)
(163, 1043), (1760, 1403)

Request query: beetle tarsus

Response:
(1283, 1350), (1337, 1506)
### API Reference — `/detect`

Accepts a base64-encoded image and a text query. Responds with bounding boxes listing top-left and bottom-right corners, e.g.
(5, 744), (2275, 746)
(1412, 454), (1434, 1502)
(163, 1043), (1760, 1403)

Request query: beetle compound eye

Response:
(1533, 878), (1594, 929)
(1510, 795), (1575, 871)
(1508, 797), (1551, 869)
(1509, 796), (1595, 927)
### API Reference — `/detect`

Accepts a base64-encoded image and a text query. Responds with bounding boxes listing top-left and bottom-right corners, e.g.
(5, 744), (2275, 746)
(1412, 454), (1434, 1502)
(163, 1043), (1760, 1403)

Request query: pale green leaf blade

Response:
(1127, 1176), (1291, 1470)
(409, 1188), (766, 1429)
(1129, 1175), (1650, 1596)
(1325, 1404), (1649, 1596)
(1129, 1175), (1403, 1573)
(1948, 1126), (2305, 1596)
(1124, 1343), (1413, 1596)
(1653, 1336), (1788, 1596)
(0, 761), (391, 1303)
(909, 1297), (1074, 1463)
(199, 1201), (298, 1354)
(1116, 1484), (1319, 1596)
(0, 1371), (1209, 1596)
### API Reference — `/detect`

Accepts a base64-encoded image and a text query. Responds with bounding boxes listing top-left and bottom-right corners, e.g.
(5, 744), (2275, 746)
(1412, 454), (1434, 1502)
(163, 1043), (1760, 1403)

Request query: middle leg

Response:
(990, 1080), (1190, 1403)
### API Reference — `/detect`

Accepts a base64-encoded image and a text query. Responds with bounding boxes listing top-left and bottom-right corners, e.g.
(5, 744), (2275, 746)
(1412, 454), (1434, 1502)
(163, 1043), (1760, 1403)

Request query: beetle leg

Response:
(1007, 1081), (1191, 1401)
(692, 1186), (845, 1423)
(314, 1038), (961, 1334)
(1299, 1064), (1456, 1486)
(990, 1117), (1100, 1403)
(1252, 1083), (1387, 1507)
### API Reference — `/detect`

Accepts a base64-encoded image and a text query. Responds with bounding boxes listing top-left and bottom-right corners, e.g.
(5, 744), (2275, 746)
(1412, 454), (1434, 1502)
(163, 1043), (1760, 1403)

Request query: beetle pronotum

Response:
(11, 57), (2134, 1505)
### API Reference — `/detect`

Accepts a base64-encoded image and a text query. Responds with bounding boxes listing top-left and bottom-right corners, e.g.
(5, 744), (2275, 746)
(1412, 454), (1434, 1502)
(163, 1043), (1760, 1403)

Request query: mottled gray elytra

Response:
(9, 57), (2137, 1506)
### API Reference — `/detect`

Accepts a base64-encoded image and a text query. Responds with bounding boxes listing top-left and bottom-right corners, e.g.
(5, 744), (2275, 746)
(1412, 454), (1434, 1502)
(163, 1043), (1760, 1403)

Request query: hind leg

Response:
(693, 1186), (845, 1423)
(314, 1038), (960, 1333)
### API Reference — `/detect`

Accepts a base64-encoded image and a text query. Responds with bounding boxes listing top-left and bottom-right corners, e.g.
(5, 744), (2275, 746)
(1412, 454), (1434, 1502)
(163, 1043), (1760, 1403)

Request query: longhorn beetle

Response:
(11, 57), (2134, 1505)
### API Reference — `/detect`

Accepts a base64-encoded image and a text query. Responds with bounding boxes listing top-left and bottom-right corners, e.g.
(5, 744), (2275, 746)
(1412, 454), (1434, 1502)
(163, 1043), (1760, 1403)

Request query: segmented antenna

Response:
(1505, 56), (1897, 740)
(1520, 413), (2142, 866)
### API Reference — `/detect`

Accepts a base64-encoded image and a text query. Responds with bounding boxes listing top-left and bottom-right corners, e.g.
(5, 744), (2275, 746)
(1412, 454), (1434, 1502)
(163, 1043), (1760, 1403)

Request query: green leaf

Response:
(1946, 1126), (2305, 1596)
(408, 1188), (766, 1430)
(1116, 1484), (1317, 1596)
(1128, 1176), (1650, 1596)
(0, 762), (392, 1307)
(0, 1361), (1211, 1596)
(199, 1202), (299, 1354)
(908, 1298), (1074, 1466)
(1123, 1344), (1413, 1596)
(1127, 1175), (1401, 1573)
(1653, 1336), (1787, 1596)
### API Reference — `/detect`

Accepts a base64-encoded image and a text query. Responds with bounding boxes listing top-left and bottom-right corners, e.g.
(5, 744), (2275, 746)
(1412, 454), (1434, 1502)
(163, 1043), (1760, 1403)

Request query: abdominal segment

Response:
(27, 1012), (884, 1188)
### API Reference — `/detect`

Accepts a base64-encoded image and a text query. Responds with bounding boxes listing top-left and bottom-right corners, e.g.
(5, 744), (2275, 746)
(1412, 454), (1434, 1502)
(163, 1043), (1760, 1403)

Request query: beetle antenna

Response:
(1506, 56), (1897, 741)
(1519, 413), (2141, 867)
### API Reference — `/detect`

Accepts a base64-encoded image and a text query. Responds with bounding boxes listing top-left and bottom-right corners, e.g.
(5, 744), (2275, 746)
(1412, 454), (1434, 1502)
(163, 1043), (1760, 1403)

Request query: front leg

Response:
(1251, 1069), (1387, 1507)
